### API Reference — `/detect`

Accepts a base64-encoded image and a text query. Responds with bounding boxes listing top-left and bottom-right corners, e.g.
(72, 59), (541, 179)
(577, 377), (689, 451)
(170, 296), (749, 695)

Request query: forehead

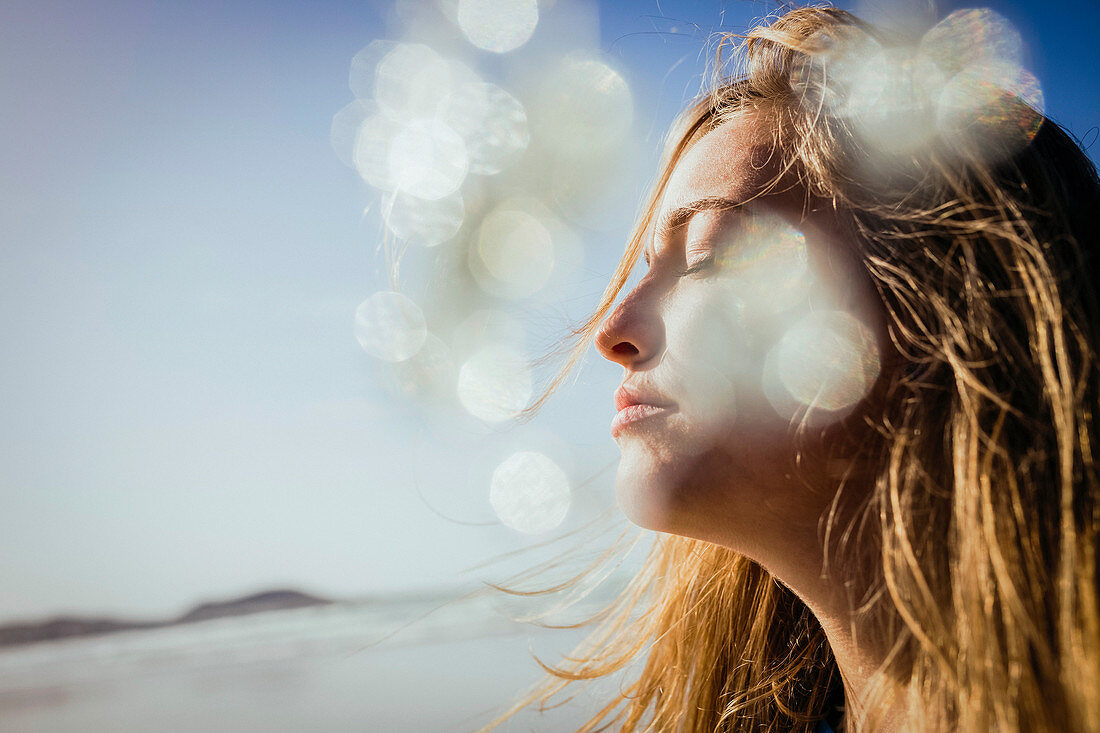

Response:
(660, 114), (782, 213)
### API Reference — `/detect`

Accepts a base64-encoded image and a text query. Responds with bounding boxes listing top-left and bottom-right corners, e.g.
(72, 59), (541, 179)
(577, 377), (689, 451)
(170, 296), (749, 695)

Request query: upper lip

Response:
(614, 383), (675, 412)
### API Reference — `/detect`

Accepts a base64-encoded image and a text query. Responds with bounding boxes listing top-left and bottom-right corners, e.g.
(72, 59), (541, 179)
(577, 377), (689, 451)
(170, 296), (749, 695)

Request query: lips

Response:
(611, 384), (675, 437)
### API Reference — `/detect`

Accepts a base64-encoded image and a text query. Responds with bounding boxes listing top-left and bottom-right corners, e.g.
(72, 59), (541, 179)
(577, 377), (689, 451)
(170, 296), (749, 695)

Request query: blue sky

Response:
(1, 0), (1096, 623)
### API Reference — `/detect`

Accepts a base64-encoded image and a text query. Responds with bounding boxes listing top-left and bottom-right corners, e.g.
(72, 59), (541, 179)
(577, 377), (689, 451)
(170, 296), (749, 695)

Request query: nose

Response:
(595, 281), (665, 369)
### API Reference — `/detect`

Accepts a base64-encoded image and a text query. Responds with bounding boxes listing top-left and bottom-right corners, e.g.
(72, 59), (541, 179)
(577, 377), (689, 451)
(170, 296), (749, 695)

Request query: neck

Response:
(805, 591), (905, 732)
(752, 485), (907, 732)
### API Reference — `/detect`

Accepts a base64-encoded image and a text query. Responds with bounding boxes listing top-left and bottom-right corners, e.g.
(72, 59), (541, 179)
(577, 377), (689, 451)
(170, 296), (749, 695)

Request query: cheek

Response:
(614, 439), (738, 532)
(615, 420), (799, 538)
(662, 281), (773, 440)
(612, 284), (762, 531)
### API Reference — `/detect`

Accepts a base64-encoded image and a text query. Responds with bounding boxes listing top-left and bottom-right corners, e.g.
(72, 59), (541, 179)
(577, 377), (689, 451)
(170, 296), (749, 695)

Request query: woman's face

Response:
(597, 115), (886, 556)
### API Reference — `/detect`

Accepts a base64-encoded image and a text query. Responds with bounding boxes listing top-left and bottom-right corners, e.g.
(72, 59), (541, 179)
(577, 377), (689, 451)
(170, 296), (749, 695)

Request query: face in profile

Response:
(596, 114), (886, 557)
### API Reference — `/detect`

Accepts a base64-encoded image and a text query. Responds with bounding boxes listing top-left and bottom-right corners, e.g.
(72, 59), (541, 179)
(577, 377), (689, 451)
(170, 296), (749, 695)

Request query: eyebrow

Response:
(643, 196), (745, 265)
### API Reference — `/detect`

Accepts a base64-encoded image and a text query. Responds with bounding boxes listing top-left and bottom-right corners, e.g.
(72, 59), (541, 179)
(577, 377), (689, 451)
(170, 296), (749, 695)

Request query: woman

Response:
(493, 7), (1100, 732)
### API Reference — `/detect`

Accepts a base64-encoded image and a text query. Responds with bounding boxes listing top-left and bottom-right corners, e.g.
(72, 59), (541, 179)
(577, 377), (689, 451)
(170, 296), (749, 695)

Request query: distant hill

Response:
(0, 589), (334, 648)
(175, 589), (332, 623)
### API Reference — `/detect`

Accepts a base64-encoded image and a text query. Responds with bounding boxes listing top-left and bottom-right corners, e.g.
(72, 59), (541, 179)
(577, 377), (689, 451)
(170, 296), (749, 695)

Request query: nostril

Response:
(611, 342), (639, 356)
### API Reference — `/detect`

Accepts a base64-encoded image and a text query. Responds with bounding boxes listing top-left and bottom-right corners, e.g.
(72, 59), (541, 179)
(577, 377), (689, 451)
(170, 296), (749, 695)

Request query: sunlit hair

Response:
(492, 7), (1100, 731)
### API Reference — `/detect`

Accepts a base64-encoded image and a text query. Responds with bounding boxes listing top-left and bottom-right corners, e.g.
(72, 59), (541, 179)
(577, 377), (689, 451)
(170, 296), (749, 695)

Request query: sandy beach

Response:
(0, 592), (617, 732)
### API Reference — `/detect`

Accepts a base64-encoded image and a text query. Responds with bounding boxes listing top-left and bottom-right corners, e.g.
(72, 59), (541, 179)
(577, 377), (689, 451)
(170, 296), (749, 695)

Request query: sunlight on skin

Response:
(633, 208), (880, 453)
(599, 113), (887, 544)
(771, 310), (881, 413)
(715, 213), (811, 318)
(596, 112), (900, 731)
(337, 3), (1043, 540)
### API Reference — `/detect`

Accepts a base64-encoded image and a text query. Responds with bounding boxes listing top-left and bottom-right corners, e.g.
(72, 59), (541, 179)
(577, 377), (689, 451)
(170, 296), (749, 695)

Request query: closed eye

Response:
(681, 256), (716, 277)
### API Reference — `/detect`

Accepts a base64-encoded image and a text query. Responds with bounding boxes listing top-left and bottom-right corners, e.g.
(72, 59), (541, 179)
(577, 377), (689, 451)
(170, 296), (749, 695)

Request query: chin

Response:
(613, 441), (708, 535)
(613, 434), (793, 551)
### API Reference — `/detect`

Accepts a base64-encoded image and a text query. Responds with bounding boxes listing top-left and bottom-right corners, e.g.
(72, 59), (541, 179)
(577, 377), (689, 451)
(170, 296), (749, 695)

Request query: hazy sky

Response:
(2, 0), (1097, 624)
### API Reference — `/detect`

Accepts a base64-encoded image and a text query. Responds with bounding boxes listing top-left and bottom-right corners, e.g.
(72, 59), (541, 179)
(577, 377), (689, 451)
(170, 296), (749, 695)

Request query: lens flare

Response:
(390, 332), (455, 400)
(935, 61), (1044, 154)
(923, 9), (1043, 154)
(796, 32), (945, 154)
(470, 204), (555, 299)
(374, 43), (480, 120)
(851, 47), (945, 153)
(353, 111), (403, 191)
(457, 344), (532, 422)
(354, 291), (428, 363)
(330, 100), (370, 168)
(793, 8), (1043, 161)
(532, 55), (632, 158)
(388, 118), (469, 200)
(457, 0), (539, 54)
(490, 451), (570, 534)
(382, 189), (465, 247)
(349, 40), (398, 101)
(716, 212), (810, 315)
(767, 311), (880, 415)
(438, 82), (530, 175)
(452, 309), (526, 361)
(920, 8), (1024, 76)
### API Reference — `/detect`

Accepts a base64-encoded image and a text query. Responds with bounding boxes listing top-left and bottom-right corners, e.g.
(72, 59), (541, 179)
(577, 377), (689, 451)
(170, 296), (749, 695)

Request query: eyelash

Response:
(681, 256), (716, 277)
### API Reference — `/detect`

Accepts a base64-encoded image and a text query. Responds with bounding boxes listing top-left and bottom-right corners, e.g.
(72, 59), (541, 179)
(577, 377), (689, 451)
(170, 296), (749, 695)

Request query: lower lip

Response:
(611, 404), (670, 437)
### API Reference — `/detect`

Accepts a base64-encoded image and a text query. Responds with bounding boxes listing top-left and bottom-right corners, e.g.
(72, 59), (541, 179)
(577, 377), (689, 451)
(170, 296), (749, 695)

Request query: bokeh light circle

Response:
(717, 212), (810, 315)
(919, 8), (1024, 77)
(354, 291), (428, 363)
(452, 309), (526, 361)
(330, 100), (370, 169)
(457, 344), (532, 422)
(457, 0), (538, 54)
(439, 82), (530, 175)
(935, 61), (1044, 153)
(349, 40), (397, 101)
(533, 55), (632, 158)
(374, 43), (480, 120)
(390, 332), (455, 400)
(923, 8), (1042, 156)
(849, 48), (945, 153)
(382, 189), (465, 247)
(388, 118), (469, 200)
(793, 9), (1042, 162)
(490, 451), (570, 534)
(353, 112), (403, 191)
(770, 311), (880, 412)
(471, 206), (554, 299)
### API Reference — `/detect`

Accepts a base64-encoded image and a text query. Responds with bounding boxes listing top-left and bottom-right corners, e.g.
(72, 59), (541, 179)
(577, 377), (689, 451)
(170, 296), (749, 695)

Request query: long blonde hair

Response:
(494, 7), (1100, 731)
